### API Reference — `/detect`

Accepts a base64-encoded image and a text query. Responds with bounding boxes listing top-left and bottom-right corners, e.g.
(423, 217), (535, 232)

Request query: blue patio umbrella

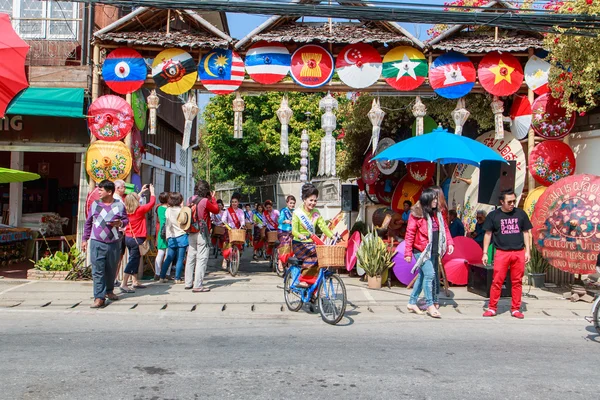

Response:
(373, 126), (507, 184)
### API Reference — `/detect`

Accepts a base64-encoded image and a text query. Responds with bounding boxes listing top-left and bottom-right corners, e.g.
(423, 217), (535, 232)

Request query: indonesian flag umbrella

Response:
(509, 95), (532, 140)
(478, 52), (524, 96)
(382, 46), (427, 91)
(102, 48), (147, 95)
(0, 13), (30, 118)
(529, 140), (576, 187)
(88, 95), (134, 141)
(441, 236), (482, 285)
(531, 93), (576, 140)
(336, 43), (382, 89)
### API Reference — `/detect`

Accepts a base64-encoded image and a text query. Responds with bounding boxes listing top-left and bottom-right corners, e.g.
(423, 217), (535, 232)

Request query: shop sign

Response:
(0, 116), (23, 131)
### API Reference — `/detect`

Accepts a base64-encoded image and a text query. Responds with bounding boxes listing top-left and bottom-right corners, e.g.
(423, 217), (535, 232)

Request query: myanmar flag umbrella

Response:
(0, 167), (40, 184)
(0, 13), (30, 118)
(373, 126), (507, 184)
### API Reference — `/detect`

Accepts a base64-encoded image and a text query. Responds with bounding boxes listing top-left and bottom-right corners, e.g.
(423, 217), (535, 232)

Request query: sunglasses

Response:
(505, 200), (516, 205)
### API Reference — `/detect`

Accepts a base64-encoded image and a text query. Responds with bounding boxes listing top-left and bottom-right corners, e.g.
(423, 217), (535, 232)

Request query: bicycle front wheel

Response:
(283, 270), (303, 312)
(229, 246), (240, 277)
(318, 273), (347, 325)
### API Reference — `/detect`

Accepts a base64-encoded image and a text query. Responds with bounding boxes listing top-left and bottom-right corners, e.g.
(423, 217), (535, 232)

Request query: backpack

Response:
(185, 196), (203, 234)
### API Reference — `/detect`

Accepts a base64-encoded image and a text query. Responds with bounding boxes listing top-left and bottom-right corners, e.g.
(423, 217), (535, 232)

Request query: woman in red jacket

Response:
(404, 187), (454, 318)
(121, 184), (156, 293)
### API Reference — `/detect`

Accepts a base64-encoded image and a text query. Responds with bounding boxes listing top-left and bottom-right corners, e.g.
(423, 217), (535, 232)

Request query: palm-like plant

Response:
(356, 228), (396, 278)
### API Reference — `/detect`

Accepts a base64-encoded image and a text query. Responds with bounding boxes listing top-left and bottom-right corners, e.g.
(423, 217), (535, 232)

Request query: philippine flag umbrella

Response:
(429, 51), (476, 99)
(524, 54), (550, 95)
(478, 52), (524, 96)
(509, 95), (532, 140)
(0, 13), (30, 118)
(336, 43), (382, 89)
(102, 48), (147, 95)
(441, 236), (482, 285)
(87, 95), (134, 141)
(245, 41), (290, 85)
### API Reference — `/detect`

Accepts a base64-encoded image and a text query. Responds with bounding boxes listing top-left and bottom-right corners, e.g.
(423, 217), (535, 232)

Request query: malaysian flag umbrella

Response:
(199, 48), (244, 95)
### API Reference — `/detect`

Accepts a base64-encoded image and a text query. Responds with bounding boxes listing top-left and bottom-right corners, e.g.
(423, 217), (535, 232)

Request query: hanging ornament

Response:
(451, 98), (470, 136)
(491, 96), (505, 140)
(300, 129), (309, 182)
(367, 98), (385, 154)
(276, 95), (293, 155)
(412, 96), (427, 136)
(181, 94), (199, 150)
(232, 92), (244, 139)
(317, 92), (338, 176)
(147, 90), (159, 135)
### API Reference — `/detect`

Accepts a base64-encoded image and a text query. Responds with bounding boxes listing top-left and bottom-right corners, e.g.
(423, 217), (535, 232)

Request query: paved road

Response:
(1, 309), (598, 400)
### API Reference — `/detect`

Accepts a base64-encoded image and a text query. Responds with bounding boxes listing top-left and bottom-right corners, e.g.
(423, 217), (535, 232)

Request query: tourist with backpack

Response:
(183, 180), (219, 292)
(159, 192), (188, 284)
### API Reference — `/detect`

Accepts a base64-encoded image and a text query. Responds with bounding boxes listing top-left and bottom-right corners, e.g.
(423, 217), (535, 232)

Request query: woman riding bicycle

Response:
(252, 203), (266, 260)
(211, 199), (226, 253)
(292, 184), (334, 288)
(220, 192), (245, 270)
(263, 200), (280, 259)
(277, 195), (296, 273)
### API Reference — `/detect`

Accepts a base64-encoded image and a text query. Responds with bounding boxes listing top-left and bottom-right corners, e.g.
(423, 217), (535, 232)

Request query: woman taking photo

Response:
(159, 192), (188, 283)
(404, 188), (454, 318)
(221, 192), (245, 270)
(277, 195), (296, 272)
(252, 203), (266, 260)
(292, 184), (334, 288)
(121, 184), (156, 293)
(154, 192), (170, 281)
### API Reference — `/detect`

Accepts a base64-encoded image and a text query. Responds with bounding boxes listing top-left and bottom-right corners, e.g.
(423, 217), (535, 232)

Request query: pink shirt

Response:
(222, 208), (246, 229)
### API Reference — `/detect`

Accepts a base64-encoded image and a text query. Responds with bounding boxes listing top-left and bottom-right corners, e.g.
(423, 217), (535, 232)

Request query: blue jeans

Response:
(160, 235), (188, 280)
(408, 252), (436, 308)
(124, 237), (145, 275)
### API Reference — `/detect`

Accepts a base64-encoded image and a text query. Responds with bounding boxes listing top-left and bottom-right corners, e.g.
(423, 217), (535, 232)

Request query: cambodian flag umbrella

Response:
(0, 13), (30, 118)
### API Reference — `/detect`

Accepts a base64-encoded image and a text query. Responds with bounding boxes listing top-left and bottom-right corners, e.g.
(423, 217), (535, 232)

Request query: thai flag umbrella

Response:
(510, 95), (532, 140)
(0, 13), (30, 118)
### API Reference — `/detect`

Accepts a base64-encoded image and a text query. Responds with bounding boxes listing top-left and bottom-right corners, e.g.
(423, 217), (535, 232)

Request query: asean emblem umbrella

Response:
(199, 48), (244, 95)
(375, 175), (399, 206)
(335, 43), (382, 89)
(524, 54), (550, 95)
(531, 93), (576, 140)
(375, 138), (398, 175)
(130, 127), (144, 174)
(531, 174), (600, 275)
(102, 48), (147, 95)
(86, 140), (132, 183)
(361, 153), (380, 185)
(87, 95), (134, 142)
(509, 95), (532, 140)
(391, 175), (428, 213)
(0, 13), (30, 118)
(131, 90), (147, 131)
(152, 48), (197, 95)
(523, 186), (547, 217)
(0, 167), (40, 184)
(406, 162), (435, 185)
(478, 52), (524, 96)
(382, 46), (427, 91)
(245, 41), (290, 85)
(529, 140), (576, 187)
(290, 45), (334, 88)
(441, 236), (482, 285)
(392, 241), (418, 286)
(429, 51), (476, 99)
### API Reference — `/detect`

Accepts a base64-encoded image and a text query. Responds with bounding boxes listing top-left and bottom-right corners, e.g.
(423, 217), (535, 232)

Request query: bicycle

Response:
(283, 257), (347, 325)
(226, 243), (241, 277)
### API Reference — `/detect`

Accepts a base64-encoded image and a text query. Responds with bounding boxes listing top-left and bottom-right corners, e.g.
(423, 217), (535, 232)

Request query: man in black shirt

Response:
(482, 189), (532, 319)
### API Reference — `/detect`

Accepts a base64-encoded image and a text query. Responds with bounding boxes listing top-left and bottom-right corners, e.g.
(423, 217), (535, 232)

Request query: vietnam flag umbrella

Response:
(510, 95), (532, 140)
(478, 52), (524, 96)
(0, 13), (30, 118)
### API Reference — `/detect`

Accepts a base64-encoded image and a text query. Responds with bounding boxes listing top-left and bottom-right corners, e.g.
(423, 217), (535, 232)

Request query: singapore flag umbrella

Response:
(0, 13), (30, 118)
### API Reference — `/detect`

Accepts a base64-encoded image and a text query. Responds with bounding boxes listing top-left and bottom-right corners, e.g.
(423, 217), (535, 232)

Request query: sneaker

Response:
(511, 311), (525, 319)
(482, 309), (497, 317)
(184, 286), (193, 290)
(153, 275), (160, 281)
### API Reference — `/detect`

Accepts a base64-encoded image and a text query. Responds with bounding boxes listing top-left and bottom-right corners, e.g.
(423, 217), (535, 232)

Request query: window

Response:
(5, 0), (78, 40)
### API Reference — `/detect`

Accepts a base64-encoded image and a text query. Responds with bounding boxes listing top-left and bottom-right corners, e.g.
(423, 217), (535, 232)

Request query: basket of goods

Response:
(229, 229), (246, 243)
(316, 245), (347, 268)
(212, 225), (225, 236)
(266, 231), (279, 243)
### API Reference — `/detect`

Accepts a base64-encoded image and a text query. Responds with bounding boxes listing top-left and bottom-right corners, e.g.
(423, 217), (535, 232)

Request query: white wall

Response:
(570, 129), (600, 175)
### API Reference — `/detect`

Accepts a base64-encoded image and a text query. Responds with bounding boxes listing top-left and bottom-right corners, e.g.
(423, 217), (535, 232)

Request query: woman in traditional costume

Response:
(221, 192), (245, 270)
(276, 195), (296, 272)
(252, 203), (266, 260)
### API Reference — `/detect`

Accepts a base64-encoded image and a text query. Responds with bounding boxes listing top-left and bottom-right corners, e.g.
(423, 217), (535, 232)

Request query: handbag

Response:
(128, 224), (150, 256)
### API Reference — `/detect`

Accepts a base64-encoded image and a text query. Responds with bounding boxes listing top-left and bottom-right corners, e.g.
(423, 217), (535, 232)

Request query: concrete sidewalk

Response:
(0, 249), (593, 322)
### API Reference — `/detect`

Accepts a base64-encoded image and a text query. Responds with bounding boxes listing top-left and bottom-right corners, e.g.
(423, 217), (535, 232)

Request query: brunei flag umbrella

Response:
(382, 46), (427, 91)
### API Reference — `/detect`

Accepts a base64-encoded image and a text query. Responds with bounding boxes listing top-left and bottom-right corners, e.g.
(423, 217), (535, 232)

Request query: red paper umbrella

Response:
(375, 175), (400, 206)
(130, 127), (144, 174)
(531, 174), (600, 275)
(531, 93), (576, 140)
(336, 43), (382, 89)
(510, 95), (532, 140)
(391, 175), (430, 213)
(85, 186), (100, 218)
(345, 231), (361, 272)
(529, 141), (576, 187)
(88, 95), (134, 141)
(441, 236), (482, 285)
(361, 154), (380, 185)
(477, 52), (524, 96)
(406, 162), (435, 184)
(0, 13), (30, 118)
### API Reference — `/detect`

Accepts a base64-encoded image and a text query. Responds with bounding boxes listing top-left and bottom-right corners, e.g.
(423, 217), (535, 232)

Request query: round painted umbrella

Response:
(345, 231), (361, 272)
(199, 48), (244, 95)
(531, 93), (576, 140)
(382, 46), (427, 91)
(429, 51), (476, 99)
(478, 52), (524, 96)
(524, 53), (550, 95)
(85, 140), (133, 183)
(0, 167), (40, 184)
(85, 186), (100, 218)
(152, 48), (197, 95)
(531, 174), (600, 275)
(245, 41), (290, 85)
(290, 45), (334, 88)
(391, 175), (428, 213)
(442, 236), (482, 285)
(510, 95), (532, 140)
(375, 175), (399, 206)
(87, 95), (134, 142)
(130, 127), (144, 174)
(336, 43), (382, 89)
(361, 153), (380, 185)
(392, 241), (418, 285)
(131, 90), (147, 131)
(523, 186), (547, 217)
(0, 13), (30, 118)
(375, 138), (398, 175)
(102, 48), (147, 95)
(529, 140), (575, 187)
(406, 161), (435, 185)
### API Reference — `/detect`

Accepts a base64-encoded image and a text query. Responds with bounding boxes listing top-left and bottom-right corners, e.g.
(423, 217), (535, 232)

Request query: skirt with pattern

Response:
(292, 240), (319, 284)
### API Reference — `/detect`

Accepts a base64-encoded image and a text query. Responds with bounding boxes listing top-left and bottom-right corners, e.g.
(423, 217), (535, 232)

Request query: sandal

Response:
(192, 286), (211, 293)
(434, 303), (440, 310)
(119, 287), (135, 294)
(426, 307), (442, 319)
(133, 284), (147, 289)
(406, 305), (425, 315)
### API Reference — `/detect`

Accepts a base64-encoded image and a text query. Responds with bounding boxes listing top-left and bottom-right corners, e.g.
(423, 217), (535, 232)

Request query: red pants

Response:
(489, 249), (525, 312)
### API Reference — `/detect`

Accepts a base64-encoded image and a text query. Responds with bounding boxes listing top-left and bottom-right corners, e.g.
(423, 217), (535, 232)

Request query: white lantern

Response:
(451, 98), (470, 136)
(232, 92), (244, 139)
(147, 89), (159, 135)
(367, 98), (385, 154)
(276, 95), (293, 155)
(412, 96), (427, 136)
(317, 92), (338, 177)
(491, 96), (505, 140)
(181, 94), (199, 150)
(300, 129), (309, 182)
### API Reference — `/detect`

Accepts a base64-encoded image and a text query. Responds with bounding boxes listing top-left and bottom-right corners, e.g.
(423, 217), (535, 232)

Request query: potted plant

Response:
(527, 246), (550, 288)
(356, 228), (395, 289)
(31, 246), (85, 279)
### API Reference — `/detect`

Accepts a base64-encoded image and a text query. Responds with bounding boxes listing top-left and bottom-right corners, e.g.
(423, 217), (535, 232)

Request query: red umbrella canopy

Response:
(531, 93), (576, 140)
(85, 187), (100, 218)
(361, 154), (380, 185)
(0, 13), (30, 118)
(406, 162), (435, 185)
(88, 95), (134, 141)
(477, 52), (524, 96)
(531, 174), (600, 275)
(529, 140), (576, 187)
(391, 175), (430, 213)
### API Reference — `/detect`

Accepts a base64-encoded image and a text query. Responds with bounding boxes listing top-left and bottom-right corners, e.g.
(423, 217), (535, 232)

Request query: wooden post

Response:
(166, 9), (171, 35)
(527, 48), (536, 194)
(124, 92), (133, 184)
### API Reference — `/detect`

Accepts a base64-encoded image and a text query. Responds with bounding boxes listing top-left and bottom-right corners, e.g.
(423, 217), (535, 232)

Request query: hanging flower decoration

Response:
(147, 89), (159, 135)
(411, 96), (427, 136)
(367, 98), (385, 153)
(181, 94), (199, 150)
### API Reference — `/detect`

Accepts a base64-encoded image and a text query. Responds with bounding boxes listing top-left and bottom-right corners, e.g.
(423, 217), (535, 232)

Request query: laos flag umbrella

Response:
(102, 48), (147, 95)
(0, 13), (30, 118)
